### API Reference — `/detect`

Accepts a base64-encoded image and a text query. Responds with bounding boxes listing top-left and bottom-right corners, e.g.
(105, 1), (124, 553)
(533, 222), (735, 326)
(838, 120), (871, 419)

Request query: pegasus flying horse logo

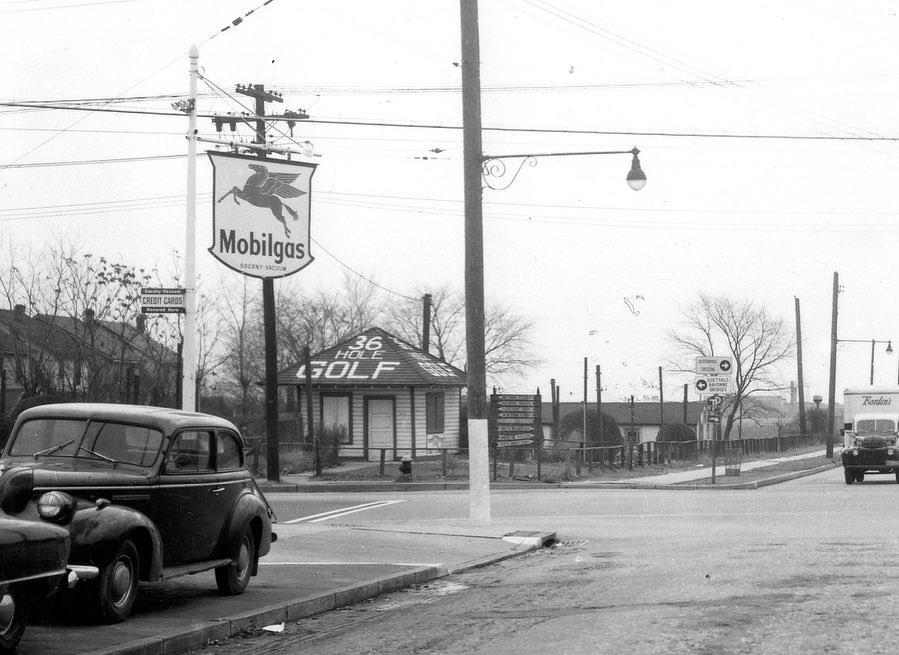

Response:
(217, 164), (306, 237)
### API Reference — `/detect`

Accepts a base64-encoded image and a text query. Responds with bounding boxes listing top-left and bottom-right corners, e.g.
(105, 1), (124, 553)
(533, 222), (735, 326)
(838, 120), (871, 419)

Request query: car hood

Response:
(0, 458), (153, 490)
(0, 514), (69, 581)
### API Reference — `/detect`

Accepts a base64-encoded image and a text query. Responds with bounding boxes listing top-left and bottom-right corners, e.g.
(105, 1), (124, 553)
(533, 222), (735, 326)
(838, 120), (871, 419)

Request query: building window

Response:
(321, 394), (351, 444)
(426, 392), (444, 433)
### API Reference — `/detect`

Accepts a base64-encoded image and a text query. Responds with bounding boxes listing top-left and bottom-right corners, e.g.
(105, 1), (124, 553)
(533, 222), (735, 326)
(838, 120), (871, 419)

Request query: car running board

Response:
(158, 559), (233, 581)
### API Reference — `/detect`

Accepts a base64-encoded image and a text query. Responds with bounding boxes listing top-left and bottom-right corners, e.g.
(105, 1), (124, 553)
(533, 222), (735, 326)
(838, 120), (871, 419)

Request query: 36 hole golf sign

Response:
(208, 151), (317, 279)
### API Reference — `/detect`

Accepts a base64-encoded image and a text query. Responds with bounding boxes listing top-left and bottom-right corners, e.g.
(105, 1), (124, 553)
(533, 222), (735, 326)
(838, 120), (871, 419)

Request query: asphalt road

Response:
(20, 465), (896, 654)
(191, 467), (899, 655)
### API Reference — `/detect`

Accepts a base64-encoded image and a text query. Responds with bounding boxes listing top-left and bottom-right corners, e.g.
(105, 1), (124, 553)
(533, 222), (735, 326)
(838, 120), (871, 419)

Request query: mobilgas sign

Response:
(208, 151), (317, 279)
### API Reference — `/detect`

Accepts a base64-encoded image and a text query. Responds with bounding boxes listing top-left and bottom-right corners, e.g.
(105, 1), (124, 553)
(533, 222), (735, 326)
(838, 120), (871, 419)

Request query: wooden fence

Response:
(247, 433), (822, 481)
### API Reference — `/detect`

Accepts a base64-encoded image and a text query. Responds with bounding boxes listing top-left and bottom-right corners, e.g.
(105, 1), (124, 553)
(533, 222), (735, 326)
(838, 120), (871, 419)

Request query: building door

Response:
(366, 397), (395, 461)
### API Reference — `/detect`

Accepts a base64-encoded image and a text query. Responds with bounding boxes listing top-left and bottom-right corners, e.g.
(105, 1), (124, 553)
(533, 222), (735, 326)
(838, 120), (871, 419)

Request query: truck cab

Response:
(841, 386), (899, 484)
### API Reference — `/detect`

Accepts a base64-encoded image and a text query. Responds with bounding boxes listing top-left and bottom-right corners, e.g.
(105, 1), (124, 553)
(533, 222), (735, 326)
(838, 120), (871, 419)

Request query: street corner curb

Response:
(447, 531), (556, 575)
(745, 461), (842, 489)
(679, 461), (841, 490)
(502, 530), (557, 549)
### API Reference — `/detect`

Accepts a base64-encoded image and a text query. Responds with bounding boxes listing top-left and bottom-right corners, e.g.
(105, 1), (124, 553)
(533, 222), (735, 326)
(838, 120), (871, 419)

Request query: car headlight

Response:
(852, 449), (859, 456)
(889, 449), (895, 457)
(37, 491), (76, 524)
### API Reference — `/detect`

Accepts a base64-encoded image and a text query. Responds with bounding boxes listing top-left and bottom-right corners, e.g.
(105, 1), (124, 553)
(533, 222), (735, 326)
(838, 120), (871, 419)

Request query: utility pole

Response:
(582, 357), (588, 456)
(236, 83), (283, 483)
(658, 366), (665, 439)
(826, 272), (839, 458)
(595, 365), (603, 446)
(460, 0), (490, 525)
(182, 45), (199, 412)
(794, 297), (807, 436)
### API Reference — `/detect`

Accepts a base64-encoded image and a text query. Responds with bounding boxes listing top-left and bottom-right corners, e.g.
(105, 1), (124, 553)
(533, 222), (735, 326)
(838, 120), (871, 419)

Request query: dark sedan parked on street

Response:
(0, 512), (90, 653)
(0, 403), (277, 624)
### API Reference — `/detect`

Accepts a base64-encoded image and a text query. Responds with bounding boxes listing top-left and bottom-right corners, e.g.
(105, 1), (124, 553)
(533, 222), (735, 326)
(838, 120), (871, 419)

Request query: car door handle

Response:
(211, 487), (225, 495)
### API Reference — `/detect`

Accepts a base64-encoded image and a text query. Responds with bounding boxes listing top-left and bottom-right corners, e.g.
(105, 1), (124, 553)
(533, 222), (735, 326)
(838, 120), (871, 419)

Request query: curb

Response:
(258, 463), (839, 494)
(585, 461), (840, 491)
(92, 532), (556, 655)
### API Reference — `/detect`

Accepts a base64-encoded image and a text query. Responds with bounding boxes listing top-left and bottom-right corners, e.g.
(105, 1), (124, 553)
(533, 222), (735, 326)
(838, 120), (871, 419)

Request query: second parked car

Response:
(0, 403), (277, 623)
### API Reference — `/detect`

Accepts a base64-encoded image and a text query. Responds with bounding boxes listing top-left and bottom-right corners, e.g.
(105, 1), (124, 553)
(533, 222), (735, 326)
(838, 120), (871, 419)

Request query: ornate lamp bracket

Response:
(481, 155), (537, 191)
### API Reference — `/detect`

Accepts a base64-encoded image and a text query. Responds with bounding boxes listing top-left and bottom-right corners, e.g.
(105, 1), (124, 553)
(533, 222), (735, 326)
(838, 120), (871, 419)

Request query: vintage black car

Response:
(0, 403), (277, 624)
(0, 513), (78, 653)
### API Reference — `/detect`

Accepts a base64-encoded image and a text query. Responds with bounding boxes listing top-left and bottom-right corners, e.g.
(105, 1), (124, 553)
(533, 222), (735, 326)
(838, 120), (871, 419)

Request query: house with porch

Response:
(276, 327), (466, 461)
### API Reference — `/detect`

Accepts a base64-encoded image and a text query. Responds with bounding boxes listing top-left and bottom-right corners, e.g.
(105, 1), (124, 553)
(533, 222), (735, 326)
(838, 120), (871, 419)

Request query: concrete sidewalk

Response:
(588, 448), (832, 487)
(260, 449), (835, 493)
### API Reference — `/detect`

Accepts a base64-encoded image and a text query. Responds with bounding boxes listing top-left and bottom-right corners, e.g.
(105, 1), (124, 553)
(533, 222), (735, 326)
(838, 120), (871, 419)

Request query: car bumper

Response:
(842, 448), (899, 471)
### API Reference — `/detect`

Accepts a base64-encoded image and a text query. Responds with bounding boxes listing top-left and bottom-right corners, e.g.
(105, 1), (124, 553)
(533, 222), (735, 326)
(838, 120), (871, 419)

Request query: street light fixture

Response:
(481, 147), (646, 192)
(837, 338), (893, 385)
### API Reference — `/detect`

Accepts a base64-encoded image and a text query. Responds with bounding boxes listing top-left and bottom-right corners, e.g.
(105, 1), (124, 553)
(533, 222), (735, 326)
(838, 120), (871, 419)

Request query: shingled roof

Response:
(277, 327), (466, 388)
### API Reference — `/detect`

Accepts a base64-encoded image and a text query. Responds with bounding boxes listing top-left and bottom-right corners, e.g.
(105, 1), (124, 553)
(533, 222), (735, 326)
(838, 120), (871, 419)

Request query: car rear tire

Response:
(96, 539), (139, 624)
(215, 527), (255, 596)
(844, 468), (855, 485)
(0, 587), (27, 654)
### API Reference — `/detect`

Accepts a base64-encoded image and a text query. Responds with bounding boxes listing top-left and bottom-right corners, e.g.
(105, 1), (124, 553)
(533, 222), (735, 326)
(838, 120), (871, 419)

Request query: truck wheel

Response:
(0, 587), (27, 654)
(215, 526), (255, 596)
(844, 468), (855, 485)
(856, 471), (865, 483)
(96, 539), (139, 623)
(895, 472), (899, 484)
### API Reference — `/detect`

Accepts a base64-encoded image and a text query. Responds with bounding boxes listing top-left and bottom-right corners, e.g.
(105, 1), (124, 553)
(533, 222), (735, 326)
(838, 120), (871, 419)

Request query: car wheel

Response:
(856, 471), (865, 483)
(0, 587), (27, 654)
(844, 468), (855, 485)
(215, 527), (255, 596)
(96, 539), (139, 624)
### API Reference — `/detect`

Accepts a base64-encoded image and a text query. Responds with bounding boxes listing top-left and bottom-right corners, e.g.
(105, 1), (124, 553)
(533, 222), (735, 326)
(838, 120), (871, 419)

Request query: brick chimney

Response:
(83, 308), (95, 326)
(13, 304), (25, 321)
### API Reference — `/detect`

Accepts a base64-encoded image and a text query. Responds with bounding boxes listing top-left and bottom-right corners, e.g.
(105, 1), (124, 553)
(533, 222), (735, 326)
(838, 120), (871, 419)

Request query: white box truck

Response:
(841, 386), (899, 484)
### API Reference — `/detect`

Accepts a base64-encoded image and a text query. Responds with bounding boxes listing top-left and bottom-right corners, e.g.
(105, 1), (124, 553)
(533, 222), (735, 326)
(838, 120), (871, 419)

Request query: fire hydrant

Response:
(399, 456), (413, 481)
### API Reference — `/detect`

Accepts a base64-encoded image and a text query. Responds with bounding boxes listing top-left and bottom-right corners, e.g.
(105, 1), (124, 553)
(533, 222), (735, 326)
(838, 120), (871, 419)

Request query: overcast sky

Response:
(4, 0), (899, 407)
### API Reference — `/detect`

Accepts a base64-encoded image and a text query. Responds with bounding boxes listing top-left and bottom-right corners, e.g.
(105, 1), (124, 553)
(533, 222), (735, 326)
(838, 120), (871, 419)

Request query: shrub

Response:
(317, 424), (345, 468)
(657, 423), (696, 442)
(558, 409), (622, 447)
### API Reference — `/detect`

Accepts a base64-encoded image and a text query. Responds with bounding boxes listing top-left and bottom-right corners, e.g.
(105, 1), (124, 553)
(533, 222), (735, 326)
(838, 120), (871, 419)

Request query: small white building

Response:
(277, 327), (466, 461)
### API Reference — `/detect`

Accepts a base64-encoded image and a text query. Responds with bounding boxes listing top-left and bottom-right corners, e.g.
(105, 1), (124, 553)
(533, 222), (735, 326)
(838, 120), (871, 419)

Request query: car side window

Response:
(216, 431), (243, 471)
(165, 430), (213, 473)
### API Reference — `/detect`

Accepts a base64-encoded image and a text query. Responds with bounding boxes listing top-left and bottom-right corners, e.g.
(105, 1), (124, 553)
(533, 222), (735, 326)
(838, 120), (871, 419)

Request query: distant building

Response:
(541, 400), (705, 444)
(0, 305), (177, 411)
(277, 327), (466, 460)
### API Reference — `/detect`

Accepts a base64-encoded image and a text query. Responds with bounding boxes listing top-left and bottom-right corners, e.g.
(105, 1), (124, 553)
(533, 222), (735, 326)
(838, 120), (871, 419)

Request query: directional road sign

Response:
(694, 375), (733, 395)
(695, 356), (734, 376)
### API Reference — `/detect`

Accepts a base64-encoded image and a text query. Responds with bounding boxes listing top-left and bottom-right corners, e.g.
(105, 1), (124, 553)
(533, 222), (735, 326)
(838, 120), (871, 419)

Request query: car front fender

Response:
(67, 502), (164, 581)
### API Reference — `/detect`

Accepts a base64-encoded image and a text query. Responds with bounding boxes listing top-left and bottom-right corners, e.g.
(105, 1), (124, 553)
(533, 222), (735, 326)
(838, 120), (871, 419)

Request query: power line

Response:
(4, 101), (898, 143)
(309, 239), (418, 301)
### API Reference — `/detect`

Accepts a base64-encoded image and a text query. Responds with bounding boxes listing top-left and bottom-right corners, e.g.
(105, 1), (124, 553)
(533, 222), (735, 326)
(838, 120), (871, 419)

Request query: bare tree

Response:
(667, 293), (794, 439)
(274, 274), (387, 366)
(212, 275), (264, 415)
(384, 285), (539, 386)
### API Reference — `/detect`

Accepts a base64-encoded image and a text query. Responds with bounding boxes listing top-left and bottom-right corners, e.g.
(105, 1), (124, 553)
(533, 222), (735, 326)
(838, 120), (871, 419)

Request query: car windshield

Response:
(856, 418), (896, 434)
(8, 418), (163, 467)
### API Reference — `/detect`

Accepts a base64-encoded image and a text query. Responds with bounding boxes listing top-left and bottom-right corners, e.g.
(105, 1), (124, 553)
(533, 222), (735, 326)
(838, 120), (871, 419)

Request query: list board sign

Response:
(489, 393), (543, 448)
